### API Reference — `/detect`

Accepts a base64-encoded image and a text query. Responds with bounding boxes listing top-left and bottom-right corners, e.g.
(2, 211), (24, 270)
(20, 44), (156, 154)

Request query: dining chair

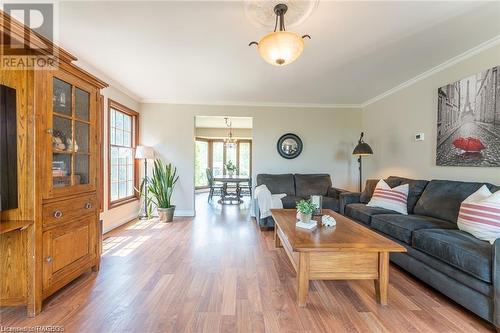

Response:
(206, 168), (223, 202)
(238, 177), (252, 198)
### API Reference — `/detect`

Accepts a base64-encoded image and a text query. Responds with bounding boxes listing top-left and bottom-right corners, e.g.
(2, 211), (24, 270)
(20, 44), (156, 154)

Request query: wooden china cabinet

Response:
(0, 11), (107, 315)
(38, 68), (103, 299)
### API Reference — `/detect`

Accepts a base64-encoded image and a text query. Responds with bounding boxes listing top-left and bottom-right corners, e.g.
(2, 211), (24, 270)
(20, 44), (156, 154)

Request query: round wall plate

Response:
(244, 0), (319, 30)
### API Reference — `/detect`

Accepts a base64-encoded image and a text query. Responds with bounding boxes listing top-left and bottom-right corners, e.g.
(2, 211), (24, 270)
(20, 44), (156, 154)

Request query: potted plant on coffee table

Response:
(296, 199), (317, 224)
(148, 159), (179, 222)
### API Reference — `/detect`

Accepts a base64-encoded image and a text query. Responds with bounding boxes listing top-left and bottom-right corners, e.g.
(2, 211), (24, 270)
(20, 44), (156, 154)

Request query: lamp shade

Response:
(352, 142), (373, 156)
(352, 142), (373, 155)
(257, 31), (304, 66)
(135, 145), (155, 160)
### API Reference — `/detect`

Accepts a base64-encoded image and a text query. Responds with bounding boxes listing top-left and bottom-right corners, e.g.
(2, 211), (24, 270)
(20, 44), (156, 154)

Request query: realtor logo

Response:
(4, 3), (53, 46)
(1, 3), (57, 69)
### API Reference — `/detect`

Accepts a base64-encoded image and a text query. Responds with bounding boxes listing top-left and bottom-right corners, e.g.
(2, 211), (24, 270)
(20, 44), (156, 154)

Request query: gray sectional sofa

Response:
(340, 176), (500, 329)
(254, 173), (347, 228)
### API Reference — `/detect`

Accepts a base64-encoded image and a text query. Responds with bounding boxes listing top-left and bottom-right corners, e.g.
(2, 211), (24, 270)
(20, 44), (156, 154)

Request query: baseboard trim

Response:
(175, 209), (195, 217)
(102, 213), (138, 234)
(102, 210), (194, 233)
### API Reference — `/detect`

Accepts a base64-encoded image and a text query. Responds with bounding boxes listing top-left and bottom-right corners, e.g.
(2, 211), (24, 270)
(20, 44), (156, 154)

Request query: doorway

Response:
(194, 116), (253, 215)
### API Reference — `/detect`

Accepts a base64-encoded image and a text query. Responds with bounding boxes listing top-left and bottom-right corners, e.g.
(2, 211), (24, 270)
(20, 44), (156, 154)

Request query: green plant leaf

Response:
(147, 159), (179, 209)
(296, 199), (317, 215)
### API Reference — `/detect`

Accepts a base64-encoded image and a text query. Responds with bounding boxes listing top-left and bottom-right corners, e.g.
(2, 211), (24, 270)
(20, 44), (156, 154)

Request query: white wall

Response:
(362, 44), (500, 185)
(140, 104), (362, 215)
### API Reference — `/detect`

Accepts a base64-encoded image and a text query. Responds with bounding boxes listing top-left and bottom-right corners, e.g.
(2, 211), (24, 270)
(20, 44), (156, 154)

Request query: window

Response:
(194, 139), (252, 188)
(238, 142), (251, 177)
(108, 99), (139, 208)
(195, 140), (209, 188)
(212, 141), (224, 177)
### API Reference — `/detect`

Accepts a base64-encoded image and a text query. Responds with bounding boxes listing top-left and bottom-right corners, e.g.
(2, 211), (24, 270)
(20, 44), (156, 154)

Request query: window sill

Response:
(108, 196), (139, 210)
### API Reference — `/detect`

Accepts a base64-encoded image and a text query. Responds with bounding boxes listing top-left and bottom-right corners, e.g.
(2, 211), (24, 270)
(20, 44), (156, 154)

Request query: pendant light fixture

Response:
(248, 3), (311, 66)
(224, 117), (237, 148)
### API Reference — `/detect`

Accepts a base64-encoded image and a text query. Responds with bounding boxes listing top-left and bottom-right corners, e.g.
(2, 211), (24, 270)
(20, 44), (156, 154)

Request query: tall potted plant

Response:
(148, 159), (179, 222)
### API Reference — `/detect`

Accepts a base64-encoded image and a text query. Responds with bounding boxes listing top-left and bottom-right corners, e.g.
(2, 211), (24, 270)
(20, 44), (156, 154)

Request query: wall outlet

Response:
(415, 133), (424, 141)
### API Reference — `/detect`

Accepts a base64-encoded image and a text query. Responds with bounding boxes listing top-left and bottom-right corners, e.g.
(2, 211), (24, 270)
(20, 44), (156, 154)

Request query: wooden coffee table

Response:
(271, 209), (406, 307)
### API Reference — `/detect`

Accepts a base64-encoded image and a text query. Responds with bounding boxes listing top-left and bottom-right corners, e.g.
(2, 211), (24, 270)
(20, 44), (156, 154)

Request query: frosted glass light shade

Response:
(135, 145), (155, 160)
(257, 31), (304, 66)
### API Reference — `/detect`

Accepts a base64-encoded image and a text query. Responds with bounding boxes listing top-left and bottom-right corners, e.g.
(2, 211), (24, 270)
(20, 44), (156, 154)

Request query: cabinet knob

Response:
(85, 202), (92, 209)
(45, 256), (53, 263)
(46, 128), (53, 135)
(53, 210), (63, 219)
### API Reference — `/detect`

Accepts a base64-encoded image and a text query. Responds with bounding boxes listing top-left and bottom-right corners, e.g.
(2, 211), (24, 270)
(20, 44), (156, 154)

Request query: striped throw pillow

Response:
(367, 179), (409, 215)
(457, 185), (500, 244)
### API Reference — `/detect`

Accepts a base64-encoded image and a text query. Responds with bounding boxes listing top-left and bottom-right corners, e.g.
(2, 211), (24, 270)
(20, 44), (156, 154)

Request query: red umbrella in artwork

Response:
(453, 137), (486, 153)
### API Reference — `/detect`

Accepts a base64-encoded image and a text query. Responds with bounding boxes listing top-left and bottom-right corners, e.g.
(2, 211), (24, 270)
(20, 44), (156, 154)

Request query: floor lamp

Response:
(352, 132), (373, 192)
(135, 145), (155, 219)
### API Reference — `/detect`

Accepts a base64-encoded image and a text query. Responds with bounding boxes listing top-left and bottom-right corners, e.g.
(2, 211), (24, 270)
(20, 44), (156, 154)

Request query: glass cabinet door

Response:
(51, 76), (93, 190)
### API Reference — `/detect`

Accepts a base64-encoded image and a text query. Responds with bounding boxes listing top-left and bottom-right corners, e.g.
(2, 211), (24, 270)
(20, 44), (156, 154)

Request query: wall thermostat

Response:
(415, 133), (424, 141)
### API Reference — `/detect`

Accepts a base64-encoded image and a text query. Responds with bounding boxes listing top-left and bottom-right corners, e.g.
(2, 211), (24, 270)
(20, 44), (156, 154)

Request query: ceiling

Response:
(195, 116), (253, 129)
(56, 1), (500, 106)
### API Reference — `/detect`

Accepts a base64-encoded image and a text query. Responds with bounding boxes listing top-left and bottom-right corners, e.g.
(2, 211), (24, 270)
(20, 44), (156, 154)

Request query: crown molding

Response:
(74, 59), (141, 102)
(140, 99), (362, 109)
(360, 35), (500, 108)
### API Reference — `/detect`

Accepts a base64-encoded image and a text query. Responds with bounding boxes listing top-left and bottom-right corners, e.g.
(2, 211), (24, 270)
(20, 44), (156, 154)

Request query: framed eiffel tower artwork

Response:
(436, 65), (500, 167)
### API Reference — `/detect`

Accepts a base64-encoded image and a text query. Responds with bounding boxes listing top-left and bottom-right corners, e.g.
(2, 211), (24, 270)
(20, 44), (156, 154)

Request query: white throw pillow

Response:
(457, 185), (500, 244)
(367, 179), (409, 215)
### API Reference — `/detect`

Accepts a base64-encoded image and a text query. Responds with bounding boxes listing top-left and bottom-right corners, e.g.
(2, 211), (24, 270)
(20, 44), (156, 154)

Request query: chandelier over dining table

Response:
(224, 117), (237, 148)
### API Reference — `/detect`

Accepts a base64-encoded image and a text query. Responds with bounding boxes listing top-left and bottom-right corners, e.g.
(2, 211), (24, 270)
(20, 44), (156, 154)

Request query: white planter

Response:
(297, 212), (312, 223)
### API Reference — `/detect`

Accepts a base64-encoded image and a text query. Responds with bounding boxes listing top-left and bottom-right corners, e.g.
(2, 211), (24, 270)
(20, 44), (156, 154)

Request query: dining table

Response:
(213, 175), (251, 204)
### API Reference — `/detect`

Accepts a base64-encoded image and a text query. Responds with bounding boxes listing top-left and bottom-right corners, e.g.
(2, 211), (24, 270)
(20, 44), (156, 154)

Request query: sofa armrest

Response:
(252, 198), (276, 228)
(327, 187), (349, 199)
(493, 238), (500, 328)
(339, 192), (361, 215)
(253, 198), (261, 220)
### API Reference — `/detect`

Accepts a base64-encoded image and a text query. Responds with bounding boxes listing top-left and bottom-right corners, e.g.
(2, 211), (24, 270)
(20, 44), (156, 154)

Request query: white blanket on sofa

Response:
(254, 185), (286, 219)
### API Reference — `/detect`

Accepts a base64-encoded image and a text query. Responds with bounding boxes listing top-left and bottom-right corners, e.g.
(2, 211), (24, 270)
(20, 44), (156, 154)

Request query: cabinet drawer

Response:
(43, 195), (96, 227)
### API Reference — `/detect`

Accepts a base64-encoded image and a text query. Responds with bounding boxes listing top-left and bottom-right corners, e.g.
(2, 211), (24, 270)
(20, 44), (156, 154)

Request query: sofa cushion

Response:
(344, 203), (398, 226)
(360, 177), (406, 204)
(371, 214), (456, 244)
(414, 180), (494, 223)
(367, 180), (409, 215)
(360, 179), (380, 204)
(257, 174), (295, 196)
(413, 229), (492, 283)
(281, 196), (304, 209)
(402, 245), (492, 296)
(457, 185), (500, 244)
(386, 176), (429, 213)
(295, 174), (332, 197)
(322, 196), (340, 212)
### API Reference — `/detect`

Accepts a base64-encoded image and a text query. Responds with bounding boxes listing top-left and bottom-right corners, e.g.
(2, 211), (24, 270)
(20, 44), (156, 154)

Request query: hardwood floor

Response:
(1, 193), (495, 332)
